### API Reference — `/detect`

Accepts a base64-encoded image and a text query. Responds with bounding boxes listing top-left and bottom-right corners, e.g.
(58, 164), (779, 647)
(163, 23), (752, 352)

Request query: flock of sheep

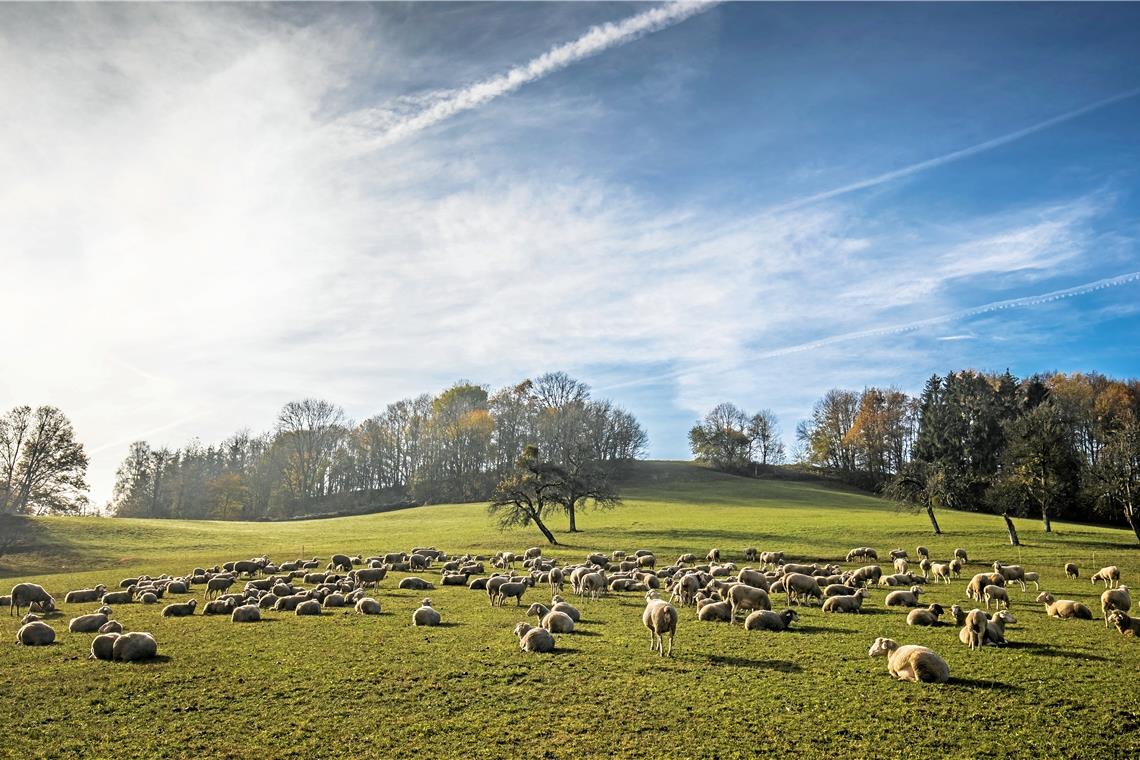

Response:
(4, 543), (1133, 682)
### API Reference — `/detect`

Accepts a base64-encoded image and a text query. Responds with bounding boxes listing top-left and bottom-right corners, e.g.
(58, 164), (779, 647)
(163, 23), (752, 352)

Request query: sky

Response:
(2, 2), (1139, 505)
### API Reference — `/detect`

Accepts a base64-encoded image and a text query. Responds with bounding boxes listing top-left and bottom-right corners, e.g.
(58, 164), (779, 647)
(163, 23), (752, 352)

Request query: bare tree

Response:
(276, 399), (347, 505)
(0, 405), (88, 514)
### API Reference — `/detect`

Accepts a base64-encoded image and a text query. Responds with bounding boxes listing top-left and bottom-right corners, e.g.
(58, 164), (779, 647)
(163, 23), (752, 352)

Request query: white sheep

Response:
(112, 631), (158, 661)
(744, 608), (798, 631)
(1100, 586), (1131, 628)
(642, 591), (678, 656)
(412, 598), (441, 626)
(1064, 563), (1079, 579)
(231, 605), (261, 623)
(992, 562), (1028, 591)
(884, 586), (923, 607)
(16, 621), (56, 646)
(9, 583), (55, 618)
(727, 584), (772, 623)
(962, 608), (988, 650)
(696, 599), (733, 622)
(906, 603), (945, 626)
(89, 632), (119, 660)
(527, 603), (575, 634)
(68, 613), (110, 633)
(983, 585), (1010, 610)
(868, 638), (949, 683)
(99, 620), (124, 634)
(821, 588), (869, 613)
(1108, 610), (1140, 636)
(355, 598), (382, 615)
(1091, 566), (1121, 588)
(1037, 592), (1093, 620)
(514, 621), (555, 653)
(550, 595), (581, 622)
(295, 600), (322, 616)
(930, 563), (951, 584)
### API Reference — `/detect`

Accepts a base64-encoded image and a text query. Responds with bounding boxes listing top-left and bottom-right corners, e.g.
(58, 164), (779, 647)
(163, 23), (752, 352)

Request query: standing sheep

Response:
(916, 546), (930, 560)
(953, 548), (968, 562)
(642, 591), (678, 656)
(1091, 566), (1121, 588)
(983, 585), (1010, 611)
(1064, 563), (1080, 579)
(727, 584), (772, 623)
(962, 609), (988, 650)
(1100, 586), (1131, 628)
(9, 584), (55, 618)
(868, 638), (949, 683)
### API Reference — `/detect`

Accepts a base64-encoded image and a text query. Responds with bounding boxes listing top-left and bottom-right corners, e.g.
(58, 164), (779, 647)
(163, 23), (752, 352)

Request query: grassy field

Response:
(2, 461), (1137, 759)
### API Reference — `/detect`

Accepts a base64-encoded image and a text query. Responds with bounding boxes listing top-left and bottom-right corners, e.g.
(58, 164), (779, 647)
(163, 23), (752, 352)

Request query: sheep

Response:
(930, 563), (951, 584)
(992, 562), (1028, 591)
(918, 557), (933, 579)
(579, 571), (608, 600)
(759, 551), (784, 569)
(727, 584), (772, 623)
(885, 586), (923, 607)
(966, 573), (1006, 601)
(322, 593), (346, 608)
(782, 573), (823, 606)
(868, 638), (949, 683)
(15, 620), (56, 646)
(1091, 566), (1121, 588)
(547, 567), (564, 593)
(231, 605), (261, 623)
(1037, 592), (1093, 620)
(948, 559), (964, 579)
(983, 585), (1010, 610)
(495, 578), (533, 607)
(824, 584), (858, 598)
(953, 548), (968, 562)
(203, 599), (236, 616)
(21, 613), (41, 624)
(398, 577), (435, 591)
(670, 574), (702, 606)
(139, 592), (159, 605)
(641, 591), (678, 656)
(328, 554), (353, 572)
(99, 620), (124, 634)
(916, 546), (930, 560)
(1108, 610), (1140, 636)
(889, 549), (908, 561)
(697, 600), (733, 622)
(296, 600), (322, 616)
(166, 581), (188, 595)
(161, 600), (197, 617)
(846, 547), (876, 562)
(821, 588), (869, 613)
(550, 595), (581, 622)
(745, 608), (798, 631)
(907, 603), (945, 626)
(9, 583), (55, 617)
(413, 598), (441, 627)
(514, 621), (555, 653)
(90, 632), (119, 660)
(706, 548), (721, 563)
(950, 604), (966, 626)
(848, 565), (882, 587)
(355, 597), (381, 615)
(64, 585), (108, 604)
(101, 589), (134, 605)
(962, 608), (988, 649)
(527, 603), (575, 633)
(1100, 586), (1131, 628)
(970, 609), (1016, 646)
(1065, 563), (1079, 579)
(69, 612), (110, 633)
(350, 567), (388, 588)
(737, 568), (770, 590)
(112, 631), (158, 662)
(893, 558), (910, 575)
(743, 547), (758, 562)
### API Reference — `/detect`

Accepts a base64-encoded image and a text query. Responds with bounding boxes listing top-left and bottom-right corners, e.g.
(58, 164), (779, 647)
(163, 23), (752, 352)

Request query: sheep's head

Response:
(526, 603), (548, 618)
(868, 638), (898, 657)
(910, 586), (923, 595)
(420, 598), (433, 607)
(995, 610), (1017, 624)
(513, 622), (533, 638)
(1036, 592), (1055, 604)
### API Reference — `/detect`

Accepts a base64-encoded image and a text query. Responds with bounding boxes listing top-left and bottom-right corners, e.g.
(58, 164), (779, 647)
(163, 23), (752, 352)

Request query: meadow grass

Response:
(1, 462), (1137, 759)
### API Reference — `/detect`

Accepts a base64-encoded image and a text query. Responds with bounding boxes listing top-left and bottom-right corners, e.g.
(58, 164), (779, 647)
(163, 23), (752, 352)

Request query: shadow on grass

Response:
(790, 624), (855, 634)
(705, 654), (803, 672)
(128, 654), (173, 665)
(570, 629), (602, 637)
(949, 677), (1020, 691)
(1003, 641), (1109, 661)
(432, 621), (463, 628)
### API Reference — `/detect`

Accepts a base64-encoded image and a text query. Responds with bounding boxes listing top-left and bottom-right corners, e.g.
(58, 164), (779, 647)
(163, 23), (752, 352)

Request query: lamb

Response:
(744, 608), (798, 631)
(696, 600), (733, 622)
(884, 586), (923, 607)
(992, 562), (1028, 591)
(89, 632), (119, 660)
(99, 621), (124, 634)
(1108, 610), (1140, 636)
(112, 631), (158, 661)
(727, 584), (772, 623)
(1100, 586), (1131, 628)
(550, 595), (581, 622)
(355, 598), (382, 615)
(9, 583), (55, 617)
(514, 621), (555, 653)
(782, 573), (823, 606)
(16, 621), (56, 646)
(398, 577), (435, 591)
(868, 638), (949, 683)
(642, 591), (678, 656)
(1037, 592), (1093, 620)
(68, 612), (110, 633)
(527, 603), (575, 633)
(1091, 566), (1121, 588)
(412, 598), (441, 626)
(983, 585), (1010, 610)
(495, 578), (533, 607)
(962, 608), (988, 649)
(906, 603), (945, 626)
(950, 604), (967, 626)
(161, 600), (197, 617)
(821, 588), (869, 613)
(930, 563), (952, 584)
(295, 599), (322, 616)
(966, 573), (1005, 601)
(231, 605), (261, 623)
(670, 574), (702, 606)
(64, 585), (108, 604)
(1065, 563), (1079, 579)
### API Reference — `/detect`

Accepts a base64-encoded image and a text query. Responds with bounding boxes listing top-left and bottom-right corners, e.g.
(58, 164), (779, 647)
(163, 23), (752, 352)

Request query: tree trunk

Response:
(1041, 507), (1052, 534)
(1125, 506), (1140, 545)
(926, 506), (942, 535)
(1001, 512), (1020, 546)
(568, 502), (578, 532)
(532, 512), (558, 545)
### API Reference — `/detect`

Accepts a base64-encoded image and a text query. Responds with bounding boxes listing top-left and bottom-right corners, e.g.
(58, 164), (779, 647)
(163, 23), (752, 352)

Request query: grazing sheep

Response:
(1091, 566), (1121, 588)
(1108, 610), (1140, 636)
(550, 595), (581, 623)
(706, 548), (721, 563)
(992, 562), (1028, 591)
(579, 571), (608, 600)
(821, 588), (869, 613)
(727, 584), (772, 623)
(906, 603), (945, 626)
(759, 551), (784, 569)
(1065, 563), (1079, 579)
(68, 613), (110, 633)
(64, 585), (108, 604)
(931, 563), (951, 584)
(983, 585), (1010, 610)
(514, 622), (555, 653)
(782, 573), (823, 606)
(697, 600), (733, 622)
(99, 621), (124, 634)
(884, 586), (923, 607)
(1101, 586), (1131, 628)
(1037, 592), (1093, 620)
(948, 559), (964, 579)
(412, 598), (441, 627)
(205, 576), (236, 599)
(350, 567), (388, 588)
(743, 547), (758, 562)
(918, 557), (932, 579)
(355, 598), (382, 615)
(295, 600), (322, 616)
(889, 549), (908, 561)
(9, 583), (55, 617)
(89, 632), (119, 660)
(953, 548), (968, 562)
(112, 631), (158, 662)
(846, 547), (877, 562)
(745, 608), (798, 632)
(916, 546), (930, 560)
(231, 605), (261, 623)
(398, 577), (435, 591)
(670, 574), (702, 607)
(848, 565), (882, 587)
(16, 621), (56, 646)
(329, 554), (353, 572)
(161, 600), (197, 617)
(966, 573), (1006, 601)
(868, 638), (949, 683)
(642, 591), (678, 656)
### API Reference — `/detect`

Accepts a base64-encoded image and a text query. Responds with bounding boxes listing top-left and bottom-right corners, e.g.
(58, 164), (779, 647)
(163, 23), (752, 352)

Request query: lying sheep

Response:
(161, 600), (197, 618)
(824, 584), (858, 598)
(295, 600), (322, 616)
(398, 577), (435, 591)
(514, 622), (555, 653)
(113, 631), (158, 662)
(203, 599), (236, 615)
(355, 598), (382, 615)
(412, 598), (441, 627)
(550, 595), (581, 622)
(821, 588), (869, 613)
(9, 583), (55, 617)
(1108, 610), (1140, 636)
(527, 603), (575, 634)
(69, 613), (110, 633)
(16, 621), (56, 646)
(744, 608), (798, 632)
(906, 603), (945, 626)
(65, 585), (108, 604)
(231, 605), (261, 623)
(138, 592), (158, 605)
(642, 591), (678, 656)
(99, 620), (124, 634)
(983, 585), (1010, 610)
(1064, 563), (1079, 579)
(1037, 592), (1093, 620)
(90, 632), (119, 660)
(697, 600), (733, 622)
(868, 638), (949, 683)
(884, 586), (923, 607)
(1100, 586), (1131, 628)
(1091, 566), (1121, 588)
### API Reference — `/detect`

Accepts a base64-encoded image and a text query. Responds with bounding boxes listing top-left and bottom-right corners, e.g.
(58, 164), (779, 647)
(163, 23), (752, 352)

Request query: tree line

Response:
(111, 372), (647, 521)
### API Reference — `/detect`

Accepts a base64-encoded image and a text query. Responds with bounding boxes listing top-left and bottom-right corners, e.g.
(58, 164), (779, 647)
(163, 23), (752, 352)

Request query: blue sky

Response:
(1, 2), (1138, 502)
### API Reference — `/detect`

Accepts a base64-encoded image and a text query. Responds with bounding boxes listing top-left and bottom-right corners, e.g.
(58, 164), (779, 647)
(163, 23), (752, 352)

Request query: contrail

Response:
(598, 270), (1140, 392)
(362, 1), (719, 148)
(764, 86), (1140, 214)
